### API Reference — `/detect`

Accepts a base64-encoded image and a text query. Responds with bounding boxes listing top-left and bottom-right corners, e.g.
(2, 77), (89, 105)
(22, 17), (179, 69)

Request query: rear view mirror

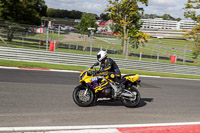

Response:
(94, 62), (99, 66)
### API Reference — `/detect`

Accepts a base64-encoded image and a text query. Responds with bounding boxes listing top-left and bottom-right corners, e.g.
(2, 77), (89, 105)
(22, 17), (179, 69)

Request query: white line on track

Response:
(1, 66), (200, 132)
(0, 122), (200, 132)
(0, 66), (19, 69)
(1, 66), (200, 81)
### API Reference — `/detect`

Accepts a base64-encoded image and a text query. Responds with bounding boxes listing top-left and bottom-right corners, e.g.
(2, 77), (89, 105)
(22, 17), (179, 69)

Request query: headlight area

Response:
(79, 72), (86, 81)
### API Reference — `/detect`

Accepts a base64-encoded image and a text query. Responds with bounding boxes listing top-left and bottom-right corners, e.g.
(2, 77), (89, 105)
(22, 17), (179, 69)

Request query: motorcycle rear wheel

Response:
(122, 86), (141, 108)
(73, 85), (94, 107)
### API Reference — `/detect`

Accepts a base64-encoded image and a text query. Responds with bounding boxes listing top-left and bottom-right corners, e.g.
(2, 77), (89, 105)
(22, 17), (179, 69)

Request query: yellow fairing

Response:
(124, 74), (139, 82)
(80, 73), (95, 83)
(95, 79), (108, 93)
(79, 72), (87, 83)
(79, 68), (96, 83)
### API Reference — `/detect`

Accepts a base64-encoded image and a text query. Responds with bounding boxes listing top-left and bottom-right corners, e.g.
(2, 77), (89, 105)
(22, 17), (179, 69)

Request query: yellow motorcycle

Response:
(72, 62), (141, 107)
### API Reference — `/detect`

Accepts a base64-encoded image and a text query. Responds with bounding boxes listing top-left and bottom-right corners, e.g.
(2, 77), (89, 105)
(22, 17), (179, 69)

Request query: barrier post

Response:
(54, 40), (56, 52)
(46, 27), (49, 51)
(140, 50), (143, 61)
(183, 45), (187, 63)
(157, 36), (163, 62)
(49, 41), (54, 51)
(171, 56), (176, 63)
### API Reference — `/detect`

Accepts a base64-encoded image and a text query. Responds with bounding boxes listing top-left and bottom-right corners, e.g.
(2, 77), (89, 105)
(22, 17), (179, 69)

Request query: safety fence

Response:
(0, 34), (194, 63)
(0, 46), (200, 76)
(1, 20), (199, 64)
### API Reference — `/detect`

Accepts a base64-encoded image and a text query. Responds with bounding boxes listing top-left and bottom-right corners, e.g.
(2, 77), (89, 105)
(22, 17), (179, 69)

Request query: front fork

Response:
(83, 83), (91, 96)
(84, 88), (88, 96)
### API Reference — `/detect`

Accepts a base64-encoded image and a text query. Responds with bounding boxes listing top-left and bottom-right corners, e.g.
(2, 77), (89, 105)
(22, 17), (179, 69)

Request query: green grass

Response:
(1, 32), (200, 66)
(31, 33), (65, 41)
(95, 37), (199, 64)
(54, 48), (200, 67)
(122, 69), (200, 79)
(1, 40), (199, 67)
(0, 59), (86, 71)
(0, 41), (46, 50)
(0, 59), (200, 80)
(58, 36), (199, 65)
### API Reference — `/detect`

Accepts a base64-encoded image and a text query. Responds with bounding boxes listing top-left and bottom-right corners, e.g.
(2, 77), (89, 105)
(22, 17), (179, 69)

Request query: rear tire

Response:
(122, 86), (141, 108)
(73, 85), (94, 107)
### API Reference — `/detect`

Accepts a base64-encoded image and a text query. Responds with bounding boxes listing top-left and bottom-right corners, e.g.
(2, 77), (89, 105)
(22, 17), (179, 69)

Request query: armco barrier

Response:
(0, 46), (200, 76)
(0, 34), (190, 62)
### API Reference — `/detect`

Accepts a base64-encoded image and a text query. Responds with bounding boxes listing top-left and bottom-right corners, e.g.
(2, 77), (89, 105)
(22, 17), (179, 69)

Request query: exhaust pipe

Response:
(121, 92), (133, 97)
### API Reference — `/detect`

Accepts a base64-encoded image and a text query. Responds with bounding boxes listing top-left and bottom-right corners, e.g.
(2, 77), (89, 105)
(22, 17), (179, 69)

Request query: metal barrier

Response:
(0, 46), (200, 76)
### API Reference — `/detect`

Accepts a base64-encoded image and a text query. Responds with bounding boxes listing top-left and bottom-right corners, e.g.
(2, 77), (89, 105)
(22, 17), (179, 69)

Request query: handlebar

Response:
(88, 70), (108, 77)
(90, 62), (100, 69)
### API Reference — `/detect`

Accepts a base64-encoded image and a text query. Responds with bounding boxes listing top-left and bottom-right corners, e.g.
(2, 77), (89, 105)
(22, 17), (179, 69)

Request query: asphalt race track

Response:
(0, 68), (200, 127)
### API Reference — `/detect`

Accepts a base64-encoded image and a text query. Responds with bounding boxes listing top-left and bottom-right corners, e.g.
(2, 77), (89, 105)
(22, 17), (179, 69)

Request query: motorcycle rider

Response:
(97, 50), (121, 82)
(96, 50), (122, 97)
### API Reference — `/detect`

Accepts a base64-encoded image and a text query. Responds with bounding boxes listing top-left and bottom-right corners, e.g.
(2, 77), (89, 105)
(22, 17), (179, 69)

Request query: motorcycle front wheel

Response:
(73, 85), (94, 107)
(122, 86), (141, 108)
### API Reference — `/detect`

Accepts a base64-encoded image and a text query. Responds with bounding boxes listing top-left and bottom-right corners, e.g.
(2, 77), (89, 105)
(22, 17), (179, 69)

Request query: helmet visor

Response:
(97, 54), (101, 61)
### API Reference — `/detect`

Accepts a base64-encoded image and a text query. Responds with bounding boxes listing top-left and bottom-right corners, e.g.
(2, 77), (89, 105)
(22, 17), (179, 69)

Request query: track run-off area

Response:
(0, 67), (200, 132)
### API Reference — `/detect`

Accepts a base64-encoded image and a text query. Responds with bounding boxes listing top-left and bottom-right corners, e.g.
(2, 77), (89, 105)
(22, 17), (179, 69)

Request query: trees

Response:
(141, 14), (158, 19)
(141, 13), (181, 21)
(161, 14), (182, 21)
(184, 0), (200, 22)
(100, 13), (110, 21)
(162, 14), (175, 20)
(183, 0), (200, 61)
(76, 13), (97, 35)
(0, 0), (47, 25)
(46, 8), (99, 20)
(106, 0), (149, 55)
(0, 0), (47, 41)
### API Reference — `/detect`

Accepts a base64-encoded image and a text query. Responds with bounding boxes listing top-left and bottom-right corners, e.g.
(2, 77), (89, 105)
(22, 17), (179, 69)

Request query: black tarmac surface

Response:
(0, 68), (200, 127)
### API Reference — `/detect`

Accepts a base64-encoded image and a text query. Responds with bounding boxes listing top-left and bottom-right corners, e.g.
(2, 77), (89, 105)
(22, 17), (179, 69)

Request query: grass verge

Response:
(0, 59), (200, 80)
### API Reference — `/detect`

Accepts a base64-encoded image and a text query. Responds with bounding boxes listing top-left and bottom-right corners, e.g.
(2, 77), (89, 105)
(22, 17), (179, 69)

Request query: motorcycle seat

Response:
(116, 78), (126, 84)
(122, 74), (137, 78)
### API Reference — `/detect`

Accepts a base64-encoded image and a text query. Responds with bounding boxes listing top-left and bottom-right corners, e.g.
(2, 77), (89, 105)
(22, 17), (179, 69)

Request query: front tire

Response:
(73, 85), (94, 107)
(122, 86), (141, 108)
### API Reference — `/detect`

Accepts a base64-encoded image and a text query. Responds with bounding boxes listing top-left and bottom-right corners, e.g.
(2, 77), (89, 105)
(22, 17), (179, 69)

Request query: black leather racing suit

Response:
(99, 58), (121, 81)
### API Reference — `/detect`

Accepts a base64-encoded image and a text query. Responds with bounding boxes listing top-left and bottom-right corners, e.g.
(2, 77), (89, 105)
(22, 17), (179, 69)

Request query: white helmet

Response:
(97, 50), (107, 62)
